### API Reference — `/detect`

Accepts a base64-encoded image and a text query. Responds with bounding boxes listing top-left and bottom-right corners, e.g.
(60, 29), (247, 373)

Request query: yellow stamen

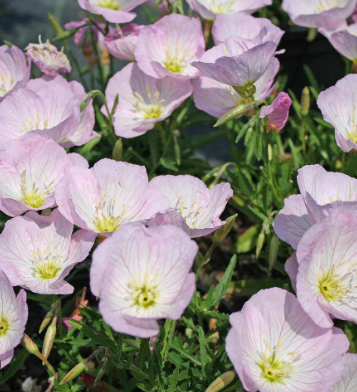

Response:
(34, 260), (61, 280)
(0, 316), (10, 338)
(97, 0), (120, 10)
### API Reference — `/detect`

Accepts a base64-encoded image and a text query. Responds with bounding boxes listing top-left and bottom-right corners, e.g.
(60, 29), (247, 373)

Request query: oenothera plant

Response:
(2, 1), (357, 391)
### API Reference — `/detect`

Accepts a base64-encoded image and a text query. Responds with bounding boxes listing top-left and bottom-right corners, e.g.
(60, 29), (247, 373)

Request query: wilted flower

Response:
(333, 354), (357, 391)
(0, 135), (68, 217)
(105, 63), (193, 138)
(0, 45), (30, 102)
(212, 12), (284, 46)
(147, 175), (233, 238)
(226, 288), (349, 392)
(192, 38), (276, 89)
(77, 0), (147, 23)
(259, 92), (292, 132)
(26, 75), (99, 148)
(105, 24), (145, 62)
(0, 270), (28, 369)
(64, 19), (105, 57)
(192, 58), (279, 118)
(56, 159), (169, 235)
(186, 0), (272, 21)
(26, 38), (71, 76)
(282, 0), (357, 28)
(296, 210), (357, 328)
(135, 14), (205, 79)
(0, 209), (95, 295)
(317, 75), (357, 152)
(274, 164), (357, 249)
(90, 223), (198, 338)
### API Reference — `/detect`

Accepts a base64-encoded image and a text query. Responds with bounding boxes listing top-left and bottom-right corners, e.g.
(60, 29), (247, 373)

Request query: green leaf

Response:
(160, 158), (178, 172)
(198, 327), (209, 368)
(170, 340), (201, 366)
(0, 349), (29, 384)
(236, 225), (259, 253)
(168, 369), (180, 392)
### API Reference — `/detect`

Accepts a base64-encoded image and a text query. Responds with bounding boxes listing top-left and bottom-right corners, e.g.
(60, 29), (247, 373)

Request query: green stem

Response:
(89, 27), (106, 91)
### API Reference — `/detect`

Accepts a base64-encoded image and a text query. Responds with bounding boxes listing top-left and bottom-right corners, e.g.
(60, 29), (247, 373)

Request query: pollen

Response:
(162, 57), (185, 73)
(94, 215), (121, 233)
(20, 190), (47, 208)
(132, 283), (159, 309)
(0, 315), (10, 338)
(142, 105), (164, 120)
(260, 355), (286, 384)
(34, 259), (61, 280)
(318, 269), (346, 302)
(97, 0), (120, 10)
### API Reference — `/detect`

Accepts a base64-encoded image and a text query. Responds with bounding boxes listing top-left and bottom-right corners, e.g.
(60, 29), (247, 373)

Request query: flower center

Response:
(20, 114), (49, 133)
(318, 270), (346, 302)
(260, 355), (286, 384)
(0, 316), (10, 338)
(134, 88), (165, 121)
(132, 284), (159, 309)
(142, 105), (163, 120)
(93, 215), (121, 233)
(316, 0), (346, 12)
(34, 259), (61, 280)
(162, 56), (185, 73)
(174, 198), (202, 229)
(0, 72), (14, 97)
(209, 0), (236, 14)
(20, 190), (47, 208)
(97, 0), (120, 10)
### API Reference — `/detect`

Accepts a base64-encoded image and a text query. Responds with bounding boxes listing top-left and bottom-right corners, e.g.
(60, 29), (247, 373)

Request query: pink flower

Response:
(186, 0), (272, 21)
(0, 270), (28, 369)
(333, 354), (357, 391)
(105, 24), (145, 62)
(282, 0), (357, 29)
(90, 223), (198, 338)
(147, 175), (233, 238)
(0, 209), (95, 295)
(226, 288), (349, 392)
(0, 45), (30, 102)
(0, 76), (98, 146)
(55, 159), (169, 235)
(212, 12), (284, 46)
(64, 19), (105, 57)
(26, 75), (99, 148)
(192, 38), (277, 88)
(296, 210), (357, 328)
(192, 58), (279, 118)
(318, 74), (357, 152)
(77, 0), (147, 23)
(26, 39), (71, 76)
(320, 23), (357, 63)
(135, 14), (205, 79)
(274, 164), (357, 249)
(259, 92), (292, 132)
(0, 135), (69, 217)
(105, 63), (193, 138)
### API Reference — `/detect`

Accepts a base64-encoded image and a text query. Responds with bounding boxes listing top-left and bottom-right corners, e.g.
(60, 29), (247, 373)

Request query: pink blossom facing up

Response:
(282, 0), (357, 29)
(296, 210), (357, 328)
(192, 58), (279, 118)
(26, 75), (99, 148)
(0, 45), (30, 102)
(135, 14), (205, 79)
(333, 354), (357, 391)
(64, 19), (105, 57)
(274, 164), (357, 249)
(317, 74), (357, 152)
(226, 288), (349, 392)
(0, 209), (96, 295)
(55, 159), (169, 235)
(0, 270), (28, 369)
(212, 12), (284, 46)
(259, 92), (292, 132)
(0, 135), (69, 217)
(105, 63), (193, 138)
(90, 223), (198, 338)
(186, 0), (272, 20)
(105, 24), (145, 62)
(191, 38), (277, 87)
(77, 0), (147, 23)
(26, 39), (71, 76)
(147, 175), (233, 238)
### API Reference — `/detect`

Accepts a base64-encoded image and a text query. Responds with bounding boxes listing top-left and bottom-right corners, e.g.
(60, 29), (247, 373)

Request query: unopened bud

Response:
(205, 371), (236, 392)
(256, 232), (265, 259)
(112, 138), (123, 162)
(214, 214), (238, 244)
(300, 87), (310, 116)
(42, 316), (57, 359)
(269, 234), (280, 271)
(214, 102), (258, 128)
(39, 306), (56, 334)
(59, 362), (87, 385)
(268, 144), (273, 161)
(94, 357), (108, 387)
(47, 13), (64, 36)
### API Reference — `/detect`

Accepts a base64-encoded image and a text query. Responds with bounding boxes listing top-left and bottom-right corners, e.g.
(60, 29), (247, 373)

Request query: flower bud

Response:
(300, 87), (310, 116)
(39, 305), (56, 334)
(213, 214), (237, 245)
(214, 103), (257, 128)
(269, 234), (280, 271)
(205, 371), (236, 392)
(48, 13), (64, 36)
(42, 316), (57, 359)
(260, 92), (292, 132)
(112, 138), (123, 162)
(256, 232), (265, 259)
(59, 362), (87, 385)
